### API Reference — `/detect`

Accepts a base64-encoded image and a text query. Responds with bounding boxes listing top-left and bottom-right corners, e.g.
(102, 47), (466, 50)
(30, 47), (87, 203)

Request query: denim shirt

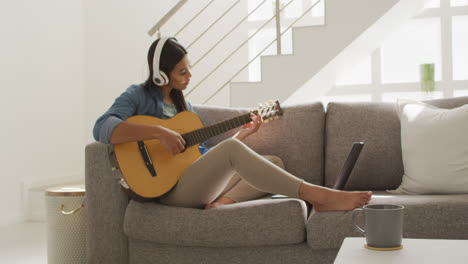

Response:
(93, 84), (209, 154)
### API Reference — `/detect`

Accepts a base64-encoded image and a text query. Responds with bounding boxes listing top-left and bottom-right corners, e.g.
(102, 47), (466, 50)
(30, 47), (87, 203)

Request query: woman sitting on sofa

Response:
(93, 37), (372, 211)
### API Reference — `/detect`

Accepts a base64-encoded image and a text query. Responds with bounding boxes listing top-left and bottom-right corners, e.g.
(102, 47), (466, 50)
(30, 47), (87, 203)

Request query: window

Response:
(451, 0), (468, 6)
(335, 56), (372, 85)
(454, 90), (468, 96)
(452, 16), (468, 80)
(380, 18), (441, 83)
(425, 0), (440, 8)
(320, 94), (372, 106)
(382, 91), (444, 102)
(324, 1), (468, 103)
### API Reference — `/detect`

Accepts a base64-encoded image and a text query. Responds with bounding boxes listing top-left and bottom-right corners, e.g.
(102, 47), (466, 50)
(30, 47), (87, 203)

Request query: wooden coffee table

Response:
(334, 237), (468, 264)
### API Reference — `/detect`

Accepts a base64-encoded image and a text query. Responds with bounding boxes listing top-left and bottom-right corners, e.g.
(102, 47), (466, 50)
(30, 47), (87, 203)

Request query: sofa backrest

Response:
(193, 102), (326, 186)
(324, 96), (468, 190)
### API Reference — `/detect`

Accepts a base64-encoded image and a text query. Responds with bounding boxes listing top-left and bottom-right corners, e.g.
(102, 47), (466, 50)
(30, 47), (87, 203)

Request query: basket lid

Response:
(45, 185), (85, 196)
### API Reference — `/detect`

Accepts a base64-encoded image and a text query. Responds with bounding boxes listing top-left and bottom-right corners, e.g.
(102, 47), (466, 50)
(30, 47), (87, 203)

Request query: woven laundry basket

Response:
(45, 185), (86, 264)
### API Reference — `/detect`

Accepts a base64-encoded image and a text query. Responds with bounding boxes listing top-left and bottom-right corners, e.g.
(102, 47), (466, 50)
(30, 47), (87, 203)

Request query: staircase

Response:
(230, 0), (424, 107)
(150, 0), (424, 107)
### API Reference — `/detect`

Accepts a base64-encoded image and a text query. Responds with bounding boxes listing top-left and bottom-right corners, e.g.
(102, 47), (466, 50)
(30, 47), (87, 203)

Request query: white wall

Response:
(0, 0), (85, 225)
(0, 0), (249, 225)
(83, 0), (165, 144)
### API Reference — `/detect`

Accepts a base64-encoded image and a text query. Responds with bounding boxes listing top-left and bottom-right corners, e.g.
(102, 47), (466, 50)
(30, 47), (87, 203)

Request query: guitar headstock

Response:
(256, 100), (283, 123)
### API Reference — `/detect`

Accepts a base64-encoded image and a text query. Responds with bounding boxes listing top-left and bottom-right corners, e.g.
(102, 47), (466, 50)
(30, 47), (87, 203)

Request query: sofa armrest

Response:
(85, 142), (129, 264)
(306, 211), (362, 250)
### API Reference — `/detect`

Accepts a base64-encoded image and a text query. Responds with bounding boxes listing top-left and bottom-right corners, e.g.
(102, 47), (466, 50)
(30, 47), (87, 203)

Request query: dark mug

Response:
(352, 204), (404, 249)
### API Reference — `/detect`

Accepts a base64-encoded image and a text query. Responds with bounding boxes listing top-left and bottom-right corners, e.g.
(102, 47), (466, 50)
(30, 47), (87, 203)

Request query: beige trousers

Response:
(218, 154), (284, 203)
(158, 138), (304, 209)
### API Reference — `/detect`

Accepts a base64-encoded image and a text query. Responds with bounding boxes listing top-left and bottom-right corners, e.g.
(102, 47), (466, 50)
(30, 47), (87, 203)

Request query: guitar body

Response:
(114, 112), (204, 198)
(112, 100), (282, 198)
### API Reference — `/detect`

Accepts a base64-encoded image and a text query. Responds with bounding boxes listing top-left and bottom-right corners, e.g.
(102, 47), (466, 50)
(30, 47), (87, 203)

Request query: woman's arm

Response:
(110, 121), (185, 156)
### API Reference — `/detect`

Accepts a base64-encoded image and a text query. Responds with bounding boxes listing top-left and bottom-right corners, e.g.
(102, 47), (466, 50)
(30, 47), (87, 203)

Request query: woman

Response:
(93, 37), (372, 210)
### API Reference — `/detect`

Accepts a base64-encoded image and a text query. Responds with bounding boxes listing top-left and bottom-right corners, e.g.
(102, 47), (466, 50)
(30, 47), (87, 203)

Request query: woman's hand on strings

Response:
(233, 112), (263, 141)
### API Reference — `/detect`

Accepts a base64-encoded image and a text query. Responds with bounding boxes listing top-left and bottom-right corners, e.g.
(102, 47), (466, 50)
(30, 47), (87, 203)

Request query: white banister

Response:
(191, 0), (269, 68)
(147, 0), (321, 105)
(185, 0), (296, 98)
(186, 0), (241, 50)
(275, 0), (282, 55)
(147, 0), (188, 37)
(174, 0), (217, 38)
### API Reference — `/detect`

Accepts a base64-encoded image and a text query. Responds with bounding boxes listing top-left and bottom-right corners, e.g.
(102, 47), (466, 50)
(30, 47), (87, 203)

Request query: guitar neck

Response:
(183, 112), (254, 147)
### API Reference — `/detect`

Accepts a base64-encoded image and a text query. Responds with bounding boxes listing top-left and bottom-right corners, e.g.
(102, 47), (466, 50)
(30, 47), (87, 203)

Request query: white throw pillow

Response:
(390, 99), (468, 194)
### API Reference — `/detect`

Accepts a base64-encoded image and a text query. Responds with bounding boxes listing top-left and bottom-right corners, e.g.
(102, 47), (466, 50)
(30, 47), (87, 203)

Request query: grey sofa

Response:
(85, 96), (468, 264)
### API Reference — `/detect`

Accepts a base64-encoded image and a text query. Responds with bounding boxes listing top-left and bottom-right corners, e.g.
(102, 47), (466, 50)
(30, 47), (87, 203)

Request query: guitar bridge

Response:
(137, 141), (157, 177)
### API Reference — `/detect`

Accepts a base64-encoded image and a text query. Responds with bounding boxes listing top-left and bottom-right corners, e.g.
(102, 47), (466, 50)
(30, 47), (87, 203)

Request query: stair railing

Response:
(148, 0), (189, 38)
(202, 0), (322, 104)
(147, 0), (323, 104)
(185, 0), (297, 98)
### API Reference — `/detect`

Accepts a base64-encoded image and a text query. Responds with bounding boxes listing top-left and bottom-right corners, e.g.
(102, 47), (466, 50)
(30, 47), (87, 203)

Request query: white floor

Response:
(0, 222), (47, 264)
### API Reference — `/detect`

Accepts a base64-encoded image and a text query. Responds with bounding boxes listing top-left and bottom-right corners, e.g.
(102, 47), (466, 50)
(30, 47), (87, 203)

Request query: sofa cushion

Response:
(324, 96), (468, 190)
(123, 198), (307, 247)
(393, 99), (468, 194)
(307, 191), (468, 250)
(193, 102), (326, 186)
(325, 102), (404, 190)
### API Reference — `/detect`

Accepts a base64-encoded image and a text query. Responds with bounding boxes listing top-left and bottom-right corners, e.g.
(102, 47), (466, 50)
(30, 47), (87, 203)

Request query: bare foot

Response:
(299, 183), (372, 212)
(204, 196), (236, 210)
(313, 190), (372, 212)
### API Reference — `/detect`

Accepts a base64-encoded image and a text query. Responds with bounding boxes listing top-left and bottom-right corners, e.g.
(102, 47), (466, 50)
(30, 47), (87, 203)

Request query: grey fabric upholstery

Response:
(424, 95), (468, 109)
(324, 96), (468, 190)
(123, 198), (307, 247)
(128, 241), (338, 264)
(324, 102), (404, 190)
(85, 97), (468, 264)
(307, 191), (468, 250)
(85, 142), (129, 264)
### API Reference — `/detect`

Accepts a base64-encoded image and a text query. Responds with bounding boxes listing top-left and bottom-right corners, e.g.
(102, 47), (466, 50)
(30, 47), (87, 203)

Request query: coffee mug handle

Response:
(352, 207), (365, 235)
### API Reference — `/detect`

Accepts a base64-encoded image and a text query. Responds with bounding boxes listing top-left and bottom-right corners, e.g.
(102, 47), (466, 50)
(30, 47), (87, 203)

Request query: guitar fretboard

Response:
(182, 111), (255, 147)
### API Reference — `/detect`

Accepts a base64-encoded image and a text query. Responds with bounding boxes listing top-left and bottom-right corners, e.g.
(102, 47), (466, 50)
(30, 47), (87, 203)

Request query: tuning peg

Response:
(264, 119), (269, 124)
(268, 100), (273, 104)
(275, 116), (279, 119)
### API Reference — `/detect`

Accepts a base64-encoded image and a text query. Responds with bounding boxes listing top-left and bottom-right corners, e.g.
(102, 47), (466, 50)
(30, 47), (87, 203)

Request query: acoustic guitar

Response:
(114, 100), (283, 198)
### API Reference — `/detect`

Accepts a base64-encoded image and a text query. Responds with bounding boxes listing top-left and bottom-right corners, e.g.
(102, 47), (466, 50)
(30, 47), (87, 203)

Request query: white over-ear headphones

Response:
(152, 36), (178, 86)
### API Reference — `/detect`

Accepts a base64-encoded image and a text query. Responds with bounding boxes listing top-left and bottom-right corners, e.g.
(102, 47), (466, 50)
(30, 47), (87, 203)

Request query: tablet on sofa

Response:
(272, 142), (364, 199)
